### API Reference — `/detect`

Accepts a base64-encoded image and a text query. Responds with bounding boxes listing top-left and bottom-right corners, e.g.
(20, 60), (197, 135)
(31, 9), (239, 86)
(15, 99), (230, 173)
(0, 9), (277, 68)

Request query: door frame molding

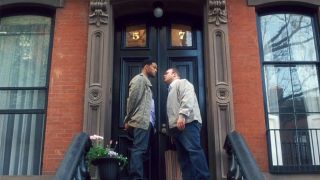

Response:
(83, 0), (235, 179)
(204, 0), (235, 179)
(83, 0), (114, 142)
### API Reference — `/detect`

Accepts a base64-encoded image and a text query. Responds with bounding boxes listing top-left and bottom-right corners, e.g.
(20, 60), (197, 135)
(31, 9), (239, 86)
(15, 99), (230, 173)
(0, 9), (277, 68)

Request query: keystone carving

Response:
(208, 0), (227, 26)
(89, 0), (108, 26)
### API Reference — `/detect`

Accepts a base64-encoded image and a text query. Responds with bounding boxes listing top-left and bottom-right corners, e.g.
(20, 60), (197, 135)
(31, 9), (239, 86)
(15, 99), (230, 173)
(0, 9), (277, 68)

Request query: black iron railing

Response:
(224, 131), (264, 180)
(267, 129), (320, 173)
(54, 132), (92, 180)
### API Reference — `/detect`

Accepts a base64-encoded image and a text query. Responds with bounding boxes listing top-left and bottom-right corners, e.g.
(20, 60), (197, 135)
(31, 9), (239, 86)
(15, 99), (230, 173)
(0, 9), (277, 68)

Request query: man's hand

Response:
(124, 123), (129, 130)
(177, 115), (186, 130)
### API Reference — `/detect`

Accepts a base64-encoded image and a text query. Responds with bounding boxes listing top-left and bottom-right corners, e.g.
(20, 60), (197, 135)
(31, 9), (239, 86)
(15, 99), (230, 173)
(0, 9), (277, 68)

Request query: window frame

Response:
(0, 0), (64, 8)
(257, 6), (320, 174)
(0, 5), (55, 175)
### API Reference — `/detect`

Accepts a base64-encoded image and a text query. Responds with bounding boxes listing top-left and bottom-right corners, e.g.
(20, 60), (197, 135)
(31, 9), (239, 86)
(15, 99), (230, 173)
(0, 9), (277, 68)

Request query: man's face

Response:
(146, 62), (158, 78)
(163, 69), (175, 84)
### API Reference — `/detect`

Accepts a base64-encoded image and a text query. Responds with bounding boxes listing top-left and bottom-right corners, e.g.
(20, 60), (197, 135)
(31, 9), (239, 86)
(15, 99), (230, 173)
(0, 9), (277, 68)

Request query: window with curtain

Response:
(258, 11), (320, 173)
(0, 15), (52, 175)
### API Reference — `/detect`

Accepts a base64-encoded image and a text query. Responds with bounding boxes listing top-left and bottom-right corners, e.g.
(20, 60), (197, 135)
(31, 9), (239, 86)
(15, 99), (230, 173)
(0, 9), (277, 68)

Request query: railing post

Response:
(54, 132), (92, 180)
(224, 131), (265, 180)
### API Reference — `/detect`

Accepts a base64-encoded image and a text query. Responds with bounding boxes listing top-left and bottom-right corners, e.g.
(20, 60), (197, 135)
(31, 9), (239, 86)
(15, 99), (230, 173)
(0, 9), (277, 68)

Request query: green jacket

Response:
(124, 73), (152, 130)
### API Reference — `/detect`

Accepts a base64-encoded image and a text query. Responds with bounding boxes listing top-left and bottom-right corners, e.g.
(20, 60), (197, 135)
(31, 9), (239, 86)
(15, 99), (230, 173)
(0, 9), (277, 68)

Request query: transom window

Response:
(125, 24), (147, 48)
(0, 15), (52, 175)
(258, 12), (320, 173)
(171, 24), (193, 47)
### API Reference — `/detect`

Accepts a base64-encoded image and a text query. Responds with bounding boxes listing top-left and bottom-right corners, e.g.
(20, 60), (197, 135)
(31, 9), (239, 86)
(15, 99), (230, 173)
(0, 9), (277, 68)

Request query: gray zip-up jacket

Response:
(124, 73), (152, 130)
(166, 79), (202, 129)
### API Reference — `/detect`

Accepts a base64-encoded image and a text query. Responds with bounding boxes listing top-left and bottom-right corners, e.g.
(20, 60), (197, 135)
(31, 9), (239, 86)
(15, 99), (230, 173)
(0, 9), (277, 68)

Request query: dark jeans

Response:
(128, 124), (152, 180)
(172, 121), (210, 180)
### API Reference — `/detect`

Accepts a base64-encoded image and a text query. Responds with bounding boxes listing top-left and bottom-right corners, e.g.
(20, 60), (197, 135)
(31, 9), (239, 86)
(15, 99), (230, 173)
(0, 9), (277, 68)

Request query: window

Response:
(0, 15), (52, 175)
(258, 11), (320, 173)
(171, 24), (193, 47)
(125, 24), (147, 47)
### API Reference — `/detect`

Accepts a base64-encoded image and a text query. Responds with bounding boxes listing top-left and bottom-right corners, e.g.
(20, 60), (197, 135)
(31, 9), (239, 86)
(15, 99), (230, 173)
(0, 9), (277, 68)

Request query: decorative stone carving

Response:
(89, 0), (108, 26)
(84, 0), (112, 142)
(217, 87), (229, 99)
(208, 0), (227, 26)
(88, 85), (103, 105)
(216, 85), (230, 104)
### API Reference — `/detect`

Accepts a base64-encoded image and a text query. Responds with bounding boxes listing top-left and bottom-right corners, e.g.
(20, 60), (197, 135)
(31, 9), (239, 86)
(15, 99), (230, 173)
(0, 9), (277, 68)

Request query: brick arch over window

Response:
(248, 0), (320, 6)
(0, 0), (64, 8)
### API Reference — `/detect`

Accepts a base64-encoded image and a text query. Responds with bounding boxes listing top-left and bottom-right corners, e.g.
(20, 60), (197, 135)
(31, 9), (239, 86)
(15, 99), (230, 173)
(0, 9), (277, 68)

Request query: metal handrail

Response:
(224, 131), (265, 180)
(54, 132), (92, 180)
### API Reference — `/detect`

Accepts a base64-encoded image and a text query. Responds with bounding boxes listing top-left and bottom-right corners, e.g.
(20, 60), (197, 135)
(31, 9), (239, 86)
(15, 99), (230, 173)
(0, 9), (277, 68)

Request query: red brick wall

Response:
(228, 0), (268, 171)
(42, 0), (89, 174)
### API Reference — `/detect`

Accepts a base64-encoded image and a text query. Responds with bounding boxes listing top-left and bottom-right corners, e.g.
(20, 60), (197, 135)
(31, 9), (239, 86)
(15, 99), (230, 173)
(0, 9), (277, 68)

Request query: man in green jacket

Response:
(124, 59), (157, 180)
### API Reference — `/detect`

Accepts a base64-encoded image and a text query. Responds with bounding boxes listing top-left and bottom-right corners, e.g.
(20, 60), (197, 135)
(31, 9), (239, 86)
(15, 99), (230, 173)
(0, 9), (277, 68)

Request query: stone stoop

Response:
(0, 176), (54, 180)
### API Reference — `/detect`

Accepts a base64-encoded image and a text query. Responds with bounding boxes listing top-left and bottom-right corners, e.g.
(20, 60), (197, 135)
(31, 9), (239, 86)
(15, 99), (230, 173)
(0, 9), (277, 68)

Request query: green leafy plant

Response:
(87, 135), (128, 170)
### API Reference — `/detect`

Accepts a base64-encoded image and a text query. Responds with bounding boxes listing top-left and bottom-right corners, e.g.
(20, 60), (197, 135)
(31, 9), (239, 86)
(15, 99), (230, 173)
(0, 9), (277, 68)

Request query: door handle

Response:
(161, 123), (167, 134)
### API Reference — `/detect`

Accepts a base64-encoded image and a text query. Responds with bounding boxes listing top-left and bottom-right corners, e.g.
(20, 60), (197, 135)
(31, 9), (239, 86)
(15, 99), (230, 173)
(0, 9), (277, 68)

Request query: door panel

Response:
(112, 15), (206, 180)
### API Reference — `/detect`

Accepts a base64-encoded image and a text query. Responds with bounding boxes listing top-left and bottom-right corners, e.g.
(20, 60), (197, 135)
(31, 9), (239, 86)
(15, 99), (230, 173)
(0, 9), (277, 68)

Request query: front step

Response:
(0, 176), (54, 180)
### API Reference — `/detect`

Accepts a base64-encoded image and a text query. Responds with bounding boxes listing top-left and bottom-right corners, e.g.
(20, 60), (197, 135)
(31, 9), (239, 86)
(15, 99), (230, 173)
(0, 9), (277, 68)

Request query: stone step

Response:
(0, 176), (54, 180)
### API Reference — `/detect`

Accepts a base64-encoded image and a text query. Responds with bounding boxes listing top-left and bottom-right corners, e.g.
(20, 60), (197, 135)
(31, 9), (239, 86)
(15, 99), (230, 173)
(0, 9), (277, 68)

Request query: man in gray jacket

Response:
(163, 68), (210, 180)
(124, 59), (157, 180)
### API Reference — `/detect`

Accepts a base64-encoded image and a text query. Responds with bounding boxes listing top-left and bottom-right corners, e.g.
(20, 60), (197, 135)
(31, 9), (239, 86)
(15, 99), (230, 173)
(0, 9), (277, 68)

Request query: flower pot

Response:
(92, 157), (119, 180)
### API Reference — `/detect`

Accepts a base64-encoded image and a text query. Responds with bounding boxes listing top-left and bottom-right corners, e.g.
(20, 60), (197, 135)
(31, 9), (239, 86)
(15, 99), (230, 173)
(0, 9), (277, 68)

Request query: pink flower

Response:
(89, 134), (104, 140)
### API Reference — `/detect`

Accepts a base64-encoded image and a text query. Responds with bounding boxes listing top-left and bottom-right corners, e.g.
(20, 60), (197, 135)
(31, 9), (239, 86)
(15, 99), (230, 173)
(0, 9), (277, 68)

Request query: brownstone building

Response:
(1, 0), (320, 179)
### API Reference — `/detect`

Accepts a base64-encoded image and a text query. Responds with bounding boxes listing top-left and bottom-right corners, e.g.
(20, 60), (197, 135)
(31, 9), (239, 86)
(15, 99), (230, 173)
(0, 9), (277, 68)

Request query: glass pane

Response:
(305, 113), (320, 129)
(279, 129), (304, 165)
(279, 114), (295, 129)
(269, 113), (320, 129)
(171, 24), (192, 47)
(296, 114), (308, 129)
(0, 114), (45, 175)
(291, 65), (320, 113)
(260, 14), (317, 62)
(268, 128), (283, 165)
(292, 113), (320, 130)
(0, 90), (46, 110)
(0, 16), (52, 87)
(125, 25), (146, 47)
(265, 66), (294, 113)
(268, 113), (295, 129)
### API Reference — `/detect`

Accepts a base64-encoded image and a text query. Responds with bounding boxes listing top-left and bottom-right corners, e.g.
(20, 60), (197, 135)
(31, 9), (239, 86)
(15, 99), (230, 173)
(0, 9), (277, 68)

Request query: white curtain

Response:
(0, 15), (51, 175)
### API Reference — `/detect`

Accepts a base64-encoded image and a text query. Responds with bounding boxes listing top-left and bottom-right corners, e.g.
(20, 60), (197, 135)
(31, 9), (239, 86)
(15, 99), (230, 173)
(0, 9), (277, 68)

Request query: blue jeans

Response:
(129, 124), (152, 180)
(172, 121), (210, 180)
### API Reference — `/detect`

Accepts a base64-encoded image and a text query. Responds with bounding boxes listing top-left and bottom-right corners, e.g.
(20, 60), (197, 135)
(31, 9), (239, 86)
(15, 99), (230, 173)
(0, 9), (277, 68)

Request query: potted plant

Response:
(87, 135), (128, 180)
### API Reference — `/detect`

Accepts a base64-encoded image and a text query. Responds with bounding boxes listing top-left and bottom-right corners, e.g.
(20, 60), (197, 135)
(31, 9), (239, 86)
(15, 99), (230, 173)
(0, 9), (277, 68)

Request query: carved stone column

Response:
(84, 0), (113, 142)
(204, 0), (234, 179)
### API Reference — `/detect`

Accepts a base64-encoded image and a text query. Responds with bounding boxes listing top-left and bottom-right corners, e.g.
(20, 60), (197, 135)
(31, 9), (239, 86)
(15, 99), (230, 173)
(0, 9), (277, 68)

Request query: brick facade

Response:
(42, 0), (89, 174)
(228, 0), (268, 171)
